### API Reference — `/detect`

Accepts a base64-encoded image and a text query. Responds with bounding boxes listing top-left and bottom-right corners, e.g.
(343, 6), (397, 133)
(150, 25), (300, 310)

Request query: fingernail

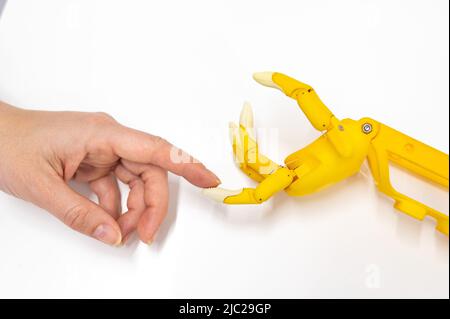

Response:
(93, 224), (122, 246)
(147, 239), (153, 246)
(207, 170), (221, 186)
(214, 175), (222, 185)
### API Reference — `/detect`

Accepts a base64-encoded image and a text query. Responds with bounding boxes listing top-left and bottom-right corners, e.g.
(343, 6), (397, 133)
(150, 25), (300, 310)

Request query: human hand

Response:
(0, 101), (220, 246)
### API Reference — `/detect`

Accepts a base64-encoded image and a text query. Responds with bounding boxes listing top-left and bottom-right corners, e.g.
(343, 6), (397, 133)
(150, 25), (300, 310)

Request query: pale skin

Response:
(0, 101), (220, 246)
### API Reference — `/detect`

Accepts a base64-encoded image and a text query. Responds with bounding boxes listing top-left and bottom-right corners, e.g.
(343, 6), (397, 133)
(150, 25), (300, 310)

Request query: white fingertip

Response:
(229, 122), (239, 145)
(202, 187), (243, 203)
(252, 72), (280, 90)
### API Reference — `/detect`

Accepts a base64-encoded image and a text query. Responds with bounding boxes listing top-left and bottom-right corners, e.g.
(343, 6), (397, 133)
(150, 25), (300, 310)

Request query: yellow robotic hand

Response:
(203, 72), (449, 236)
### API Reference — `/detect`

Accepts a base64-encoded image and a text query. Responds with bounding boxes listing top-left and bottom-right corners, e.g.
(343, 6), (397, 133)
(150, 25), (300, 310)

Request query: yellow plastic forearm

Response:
(368, 123), (449, 235)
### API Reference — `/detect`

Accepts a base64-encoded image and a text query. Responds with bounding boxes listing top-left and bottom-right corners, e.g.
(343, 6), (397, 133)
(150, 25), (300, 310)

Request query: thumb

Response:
(35, 175), (122, 246)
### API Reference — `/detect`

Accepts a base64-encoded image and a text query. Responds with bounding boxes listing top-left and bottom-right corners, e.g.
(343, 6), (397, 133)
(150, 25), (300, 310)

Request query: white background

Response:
(0, 0), (448, 298)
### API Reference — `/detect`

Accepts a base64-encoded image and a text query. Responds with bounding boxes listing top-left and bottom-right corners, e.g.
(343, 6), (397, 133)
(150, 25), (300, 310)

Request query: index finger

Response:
(110, 125), (220, 188)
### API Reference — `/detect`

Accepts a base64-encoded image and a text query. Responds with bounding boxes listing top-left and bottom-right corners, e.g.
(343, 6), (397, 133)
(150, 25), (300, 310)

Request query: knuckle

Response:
(87, 112), (116, 126)
(63, 204), (92, 232)
(151, 135), (167, 147)
(144, 135), (168, 161)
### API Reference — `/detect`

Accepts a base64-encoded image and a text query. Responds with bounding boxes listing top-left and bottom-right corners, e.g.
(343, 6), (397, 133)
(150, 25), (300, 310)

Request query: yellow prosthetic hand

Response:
(203, 72), (449, 236)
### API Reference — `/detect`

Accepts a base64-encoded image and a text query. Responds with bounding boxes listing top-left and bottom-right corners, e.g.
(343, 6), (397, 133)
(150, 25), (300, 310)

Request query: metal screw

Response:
(362, 123), (372, 134)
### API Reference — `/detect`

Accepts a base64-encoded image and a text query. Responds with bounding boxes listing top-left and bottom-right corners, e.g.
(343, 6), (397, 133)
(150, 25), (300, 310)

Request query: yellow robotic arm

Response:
(203, 72), (449, 236)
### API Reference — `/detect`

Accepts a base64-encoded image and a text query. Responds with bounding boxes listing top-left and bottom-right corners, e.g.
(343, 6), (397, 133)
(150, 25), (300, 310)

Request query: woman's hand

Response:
(0, 101), (220, 246)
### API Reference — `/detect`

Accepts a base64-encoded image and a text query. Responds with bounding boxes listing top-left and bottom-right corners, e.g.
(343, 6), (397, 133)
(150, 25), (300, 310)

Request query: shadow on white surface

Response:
(0, 0), (6, 20)
(434, 231), (450, 262)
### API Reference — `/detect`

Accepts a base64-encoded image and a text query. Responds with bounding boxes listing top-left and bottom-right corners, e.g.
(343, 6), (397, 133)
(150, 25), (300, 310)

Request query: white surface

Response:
(0, 0), (448, 298)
